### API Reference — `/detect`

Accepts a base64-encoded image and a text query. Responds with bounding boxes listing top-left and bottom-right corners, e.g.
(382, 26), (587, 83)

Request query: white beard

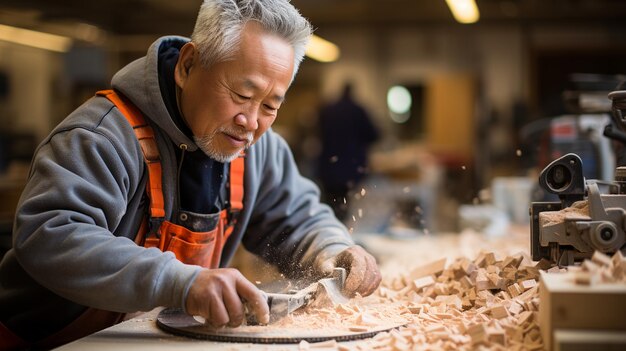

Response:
(193, 127), (252, 163)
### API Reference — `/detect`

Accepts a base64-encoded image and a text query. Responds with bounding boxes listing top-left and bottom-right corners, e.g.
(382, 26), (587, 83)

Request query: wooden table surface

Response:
(56, 225), (532, 350)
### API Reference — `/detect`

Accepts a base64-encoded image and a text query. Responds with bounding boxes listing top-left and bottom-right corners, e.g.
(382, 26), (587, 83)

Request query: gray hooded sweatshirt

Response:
(0, 36), (353, 342)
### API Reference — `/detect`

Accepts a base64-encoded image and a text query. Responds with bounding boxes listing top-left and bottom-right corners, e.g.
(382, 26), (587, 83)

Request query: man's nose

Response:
(234, 106), (259, 130)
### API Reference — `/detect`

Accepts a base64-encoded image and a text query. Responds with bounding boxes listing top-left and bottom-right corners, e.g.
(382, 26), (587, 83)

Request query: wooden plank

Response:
(554, 329), (626, 351)
(489, 304), (509, 319)
(520, 279), (537, 291)
(412, 275), (436, 290)
(539, 271), (626, 351)
(591, 251), (611, 267)
(406, 258), (447, 282)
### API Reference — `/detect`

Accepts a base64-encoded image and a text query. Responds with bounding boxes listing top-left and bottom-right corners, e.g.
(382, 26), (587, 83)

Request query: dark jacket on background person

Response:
(318, 85), (379, 190)
(317, 84), (380, 220)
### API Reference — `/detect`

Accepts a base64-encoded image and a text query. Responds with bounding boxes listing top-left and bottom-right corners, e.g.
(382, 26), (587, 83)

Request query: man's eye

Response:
(235, 93), (251, 100)
(263, 104), (278, 112)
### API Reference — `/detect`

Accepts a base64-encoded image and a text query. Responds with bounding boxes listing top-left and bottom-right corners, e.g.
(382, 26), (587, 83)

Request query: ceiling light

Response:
(0, 24), (73, 52)
(387, 85), (412, 124)
(445, 0), (480, 24)
(388, 86), (412, 114)
(305, 34), (340, 63)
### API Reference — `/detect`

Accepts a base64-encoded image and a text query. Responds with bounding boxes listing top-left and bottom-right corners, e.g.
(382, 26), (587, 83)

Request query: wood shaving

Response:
(538, 200), (590, 226)
(287, 248), (552, 350)
(229, 229), (587, 350)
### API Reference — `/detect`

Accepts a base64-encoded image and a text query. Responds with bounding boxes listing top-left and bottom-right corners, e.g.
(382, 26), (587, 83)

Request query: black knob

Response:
(600, 228), (614, 241)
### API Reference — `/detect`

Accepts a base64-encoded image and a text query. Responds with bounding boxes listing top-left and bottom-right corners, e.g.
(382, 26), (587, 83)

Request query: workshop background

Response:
(1, 1), (626, 349)
(2, 0), (626, 243)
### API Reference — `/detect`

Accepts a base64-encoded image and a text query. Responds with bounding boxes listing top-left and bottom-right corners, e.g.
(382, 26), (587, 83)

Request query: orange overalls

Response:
(98, 90), (245, 268)
(0, 90), (244, 350)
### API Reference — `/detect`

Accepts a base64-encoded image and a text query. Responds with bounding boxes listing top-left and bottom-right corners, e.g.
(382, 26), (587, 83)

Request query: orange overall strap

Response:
(229, 155), (245, 211)
(96, 90), (165, 219)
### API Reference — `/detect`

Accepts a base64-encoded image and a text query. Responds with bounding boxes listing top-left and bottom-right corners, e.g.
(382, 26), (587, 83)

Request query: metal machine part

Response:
(531, 153), (626, 266)
(192, 268), (347, 326)
(253, 267), (348, 324)
(605, 90), (626, 144)
(549, 114), (615, 181)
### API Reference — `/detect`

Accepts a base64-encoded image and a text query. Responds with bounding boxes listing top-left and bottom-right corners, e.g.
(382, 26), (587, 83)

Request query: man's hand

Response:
(319, 245), (381, 297)
(185, 268), (269, 327)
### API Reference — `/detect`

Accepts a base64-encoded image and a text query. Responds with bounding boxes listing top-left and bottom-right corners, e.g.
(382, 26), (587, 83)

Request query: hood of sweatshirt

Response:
(111, 36), (201, 152)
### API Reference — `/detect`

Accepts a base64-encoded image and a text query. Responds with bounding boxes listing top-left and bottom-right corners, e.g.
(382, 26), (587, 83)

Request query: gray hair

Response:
(191, 0), (313, 80)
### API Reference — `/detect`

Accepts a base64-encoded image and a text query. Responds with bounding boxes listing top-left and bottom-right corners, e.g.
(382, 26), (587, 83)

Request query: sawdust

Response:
(199, 251), (545, 350)
(196, 298), (410, 339)
(194, 230), (545, 350)
(538, 200), (590, 226)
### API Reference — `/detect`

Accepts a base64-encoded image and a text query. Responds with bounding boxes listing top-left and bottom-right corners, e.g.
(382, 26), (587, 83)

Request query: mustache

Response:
(220, 127), (253, 145)
(194, 127), (254, 150)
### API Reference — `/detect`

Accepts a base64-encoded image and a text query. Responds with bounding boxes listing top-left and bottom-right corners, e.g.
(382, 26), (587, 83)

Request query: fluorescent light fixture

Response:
(305, 34), (340, 63)
(445, 0), (480, 24)
(0, 24), (73, 52)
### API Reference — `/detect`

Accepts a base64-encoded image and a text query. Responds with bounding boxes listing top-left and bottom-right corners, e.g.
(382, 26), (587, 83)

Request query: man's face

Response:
(175, 22), (295, 162)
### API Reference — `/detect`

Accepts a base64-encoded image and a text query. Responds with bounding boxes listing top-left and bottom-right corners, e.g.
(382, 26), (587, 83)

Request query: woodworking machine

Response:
(531, 88), (626, 266)
(530, 153), (626, 266)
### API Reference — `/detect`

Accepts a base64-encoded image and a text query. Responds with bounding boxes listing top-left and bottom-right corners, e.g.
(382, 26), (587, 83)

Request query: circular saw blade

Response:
(156, 308), (405, 344)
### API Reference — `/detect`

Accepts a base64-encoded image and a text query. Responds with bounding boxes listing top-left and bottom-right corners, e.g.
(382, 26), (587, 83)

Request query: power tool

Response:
(530, 153), (626, 266)
(531, 87), (626, 266)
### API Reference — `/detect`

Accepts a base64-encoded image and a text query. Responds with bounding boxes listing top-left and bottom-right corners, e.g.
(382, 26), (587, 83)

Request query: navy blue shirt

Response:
(158, 42), (227, 214)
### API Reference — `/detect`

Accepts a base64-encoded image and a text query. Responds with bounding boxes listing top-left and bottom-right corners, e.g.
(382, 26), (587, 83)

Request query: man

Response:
(0, 0), (381, 349)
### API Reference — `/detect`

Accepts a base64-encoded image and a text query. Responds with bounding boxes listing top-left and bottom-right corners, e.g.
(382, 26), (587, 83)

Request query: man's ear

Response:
(175, 42), (197, 89)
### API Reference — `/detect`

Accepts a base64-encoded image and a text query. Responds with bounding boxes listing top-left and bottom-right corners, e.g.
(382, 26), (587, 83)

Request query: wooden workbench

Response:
(56, 227), (531, 350)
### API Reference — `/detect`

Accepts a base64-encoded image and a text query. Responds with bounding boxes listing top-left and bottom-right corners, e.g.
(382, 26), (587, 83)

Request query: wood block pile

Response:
(568, 250), (626, 285)
(296, 251), (554, 351)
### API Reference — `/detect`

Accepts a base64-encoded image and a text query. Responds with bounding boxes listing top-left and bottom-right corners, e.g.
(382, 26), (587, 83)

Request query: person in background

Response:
(317, 82), (380, 221)
(0, 1), (381, 349)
